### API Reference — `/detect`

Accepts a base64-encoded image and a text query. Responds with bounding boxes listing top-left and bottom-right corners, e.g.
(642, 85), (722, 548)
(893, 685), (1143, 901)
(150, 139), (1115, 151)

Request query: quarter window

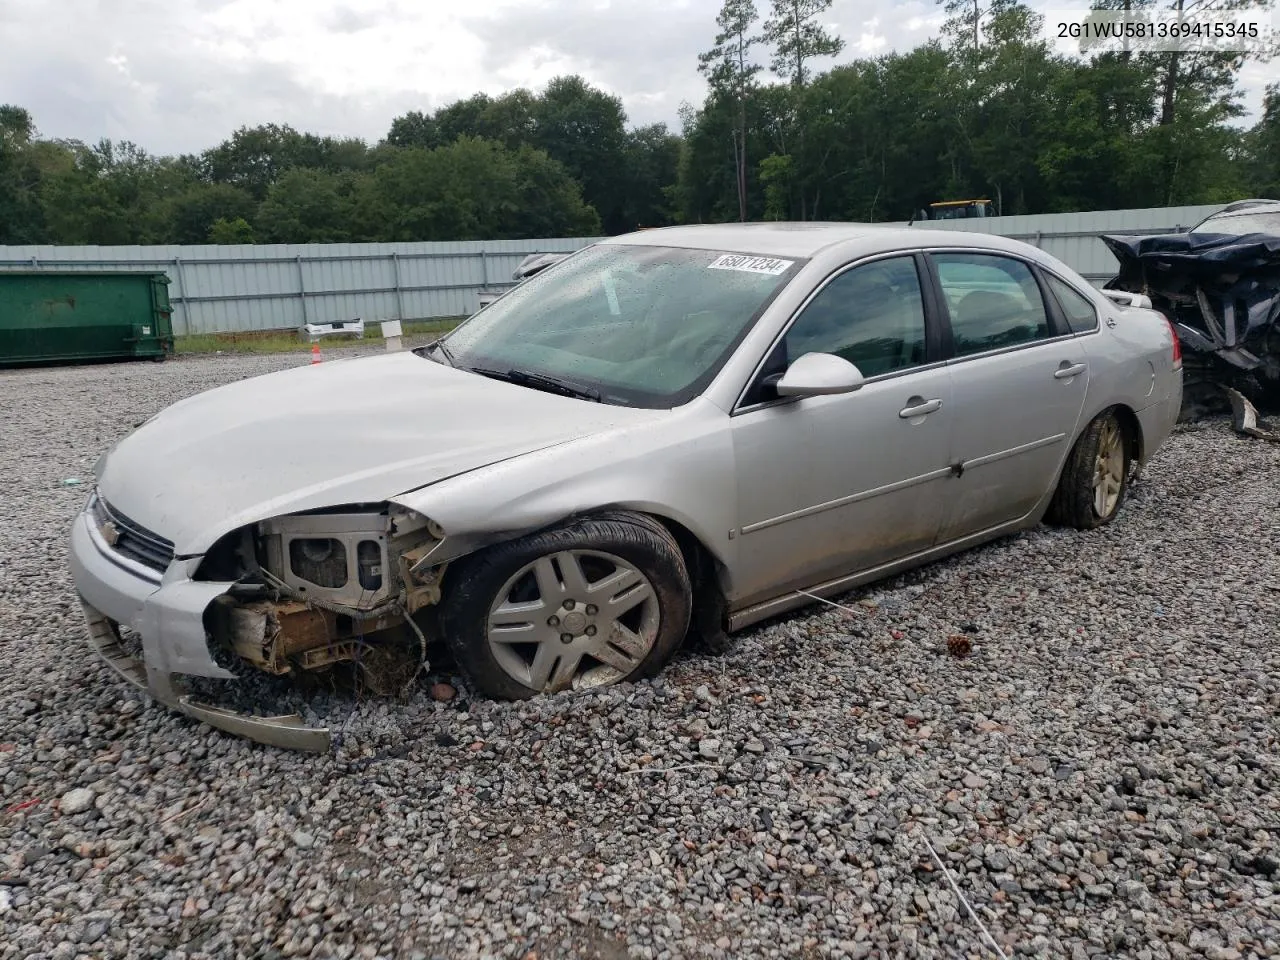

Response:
(782, 256), (928, 378)
(934, 253), (1051, 357)
(1045, 274), (1099, 334)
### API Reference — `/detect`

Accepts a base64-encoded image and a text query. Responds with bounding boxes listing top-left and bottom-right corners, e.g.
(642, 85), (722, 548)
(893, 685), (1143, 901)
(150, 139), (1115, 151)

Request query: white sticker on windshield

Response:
(707, 254), (794, 276)
(602, 273), (621, 316)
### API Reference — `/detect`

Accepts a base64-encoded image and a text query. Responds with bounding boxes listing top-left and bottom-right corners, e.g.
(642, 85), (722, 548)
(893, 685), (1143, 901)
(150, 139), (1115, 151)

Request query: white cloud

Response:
(0, 0), (1266, 156)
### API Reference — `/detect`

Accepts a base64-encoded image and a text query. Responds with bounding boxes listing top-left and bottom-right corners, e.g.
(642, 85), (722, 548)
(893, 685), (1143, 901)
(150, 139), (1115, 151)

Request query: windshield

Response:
(1192, 210), (1280, 236)
(435, 243), (803, 408)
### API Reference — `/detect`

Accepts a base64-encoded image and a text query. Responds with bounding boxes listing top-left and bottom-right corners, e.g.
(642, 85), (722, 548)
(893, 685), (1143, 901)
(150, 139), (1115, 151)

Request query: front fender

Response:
(390, 400), (739, 593)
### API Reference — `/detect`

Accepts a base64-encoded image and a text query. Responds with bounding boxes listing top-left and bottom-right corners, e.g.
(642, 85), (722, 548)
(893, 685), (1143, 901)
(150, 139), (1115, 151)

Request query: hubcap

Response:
(486, 550), (660, 693)
(1093, 420), (1125, 517)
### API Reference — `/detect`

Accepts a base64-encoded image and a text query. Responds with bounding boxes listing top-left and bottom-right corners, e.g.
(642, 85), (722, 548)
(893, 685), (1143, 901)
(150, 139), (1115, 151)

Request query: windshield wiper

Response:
(467, 367), (603, 403)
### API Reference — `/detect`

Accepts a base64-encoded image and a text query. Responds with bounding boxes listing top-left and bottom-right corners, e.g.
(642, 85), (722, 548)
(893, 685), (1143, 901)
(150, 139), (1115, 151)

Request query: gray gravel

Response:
(2, 353), (1279, 959)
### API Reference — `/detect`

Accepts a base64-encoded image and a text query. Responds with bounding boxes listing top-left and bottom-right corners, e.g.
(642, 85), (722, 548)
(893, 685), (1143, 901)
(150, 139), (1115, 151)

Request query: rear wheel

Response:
(1046, 410), (1130, 529)
(439, 513), (692, 699)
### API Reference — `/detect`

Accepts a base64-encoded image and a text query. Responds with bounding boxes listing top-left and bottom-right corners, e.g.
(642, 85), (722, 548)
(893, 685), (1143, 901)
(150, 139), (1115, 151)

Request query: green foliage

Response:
(202, 123), (371, 200)
(699, 0), (762, 220)
(208, 217), (256, 244)
(758, 153), (794, 220)
(386, 110), (440, 150)
(0, 12), (1274, 251)
(258, 168), (358, 243)
(169, 184), (257, 244)
(677, 0), (1272, 224)
(623, 124), (683, 228)
(353, 138), (599, 241)
(0, 106), (43, 243)
(761, 0), (844, 88)
(530, 77), (630, 233)
(1245, 85), (1280, 198)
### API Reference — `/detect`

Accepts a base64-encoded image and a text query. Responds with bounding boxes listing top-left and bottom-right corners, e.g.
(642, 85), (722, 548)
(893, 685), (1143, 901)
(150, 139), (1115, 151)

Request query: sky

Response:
(0, 0), (1271, 156)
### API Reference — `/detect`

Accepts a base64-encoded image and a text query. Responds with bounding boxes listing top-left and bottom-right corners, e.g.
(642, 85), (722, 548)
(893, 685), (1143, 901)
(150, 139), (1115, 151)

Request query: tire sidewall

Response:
(439, 516), (692, 700)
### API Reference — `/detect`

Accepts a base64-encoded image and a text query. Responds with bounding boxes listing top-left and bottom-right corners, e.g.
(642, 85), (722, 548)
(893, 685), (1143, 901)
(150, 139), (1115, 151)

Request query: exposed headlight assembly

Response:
(255, 505), (445, 611)
(258, 512), (395, 608)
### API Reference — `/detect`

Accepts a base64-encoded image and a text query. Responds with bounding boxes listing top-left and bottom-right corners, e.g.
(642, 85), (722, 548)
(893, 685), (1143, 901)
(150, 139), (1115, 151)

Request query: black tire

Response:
(1045, 410), (1130, 530)
(438, 512), (692, 700)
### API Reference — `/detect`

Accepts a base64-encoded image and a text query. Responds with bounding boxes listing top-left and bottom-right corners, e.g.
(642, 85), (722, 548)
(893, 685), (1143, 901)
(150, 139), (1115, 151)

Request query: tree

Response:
(0, 104), (44, 243)
(202, 124), (371, 200)
(1077, 0), (1271, 203)
(621, 124), (682, 229)
(165, 183), (257, 244)
(354, 138), (599, 242)
(1245, 84), (1280, 197)
(203, 124), (305, 199)
(0, 105), (35, 145)
(675, 85), (790, 223)
(386, 110), (441, 150)
(510, 145), (604, 237)
(699, 0), (762, 220)
(208, 217), (256, 243)
(532, 76), (630, 233)
(256, 168), (358, 242)
(760, 0), (843, 88)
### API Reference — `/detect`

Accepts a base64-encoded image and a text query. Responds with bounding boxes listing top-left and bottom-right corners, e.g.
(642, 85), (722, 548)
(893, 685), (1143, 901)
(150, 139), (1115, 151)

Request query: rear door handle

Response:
(1054, 362), (1087, 379)
(899, 397), (943, 419)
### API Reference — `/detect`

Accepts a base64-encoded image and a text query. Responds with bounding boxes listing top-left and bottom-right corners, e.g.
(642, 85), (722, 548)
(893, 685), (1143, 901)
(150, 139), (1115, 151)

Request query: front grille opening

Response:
(96, 496), (176, 574)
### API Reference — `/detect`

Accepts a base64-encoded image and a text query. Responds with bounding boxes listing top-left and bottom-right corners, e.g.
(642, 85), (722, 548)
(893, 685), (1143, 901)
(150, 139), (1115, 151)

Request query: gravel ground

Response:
(1, 352), (1278, 960)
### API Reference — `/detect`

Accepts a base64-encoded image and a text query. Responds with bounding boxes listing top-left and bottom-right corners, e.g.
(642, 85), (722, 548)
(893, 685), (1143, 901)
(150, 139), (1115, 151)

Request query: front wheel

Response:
(1046, 410), (1131, 529)
(438, 513), (692, 699)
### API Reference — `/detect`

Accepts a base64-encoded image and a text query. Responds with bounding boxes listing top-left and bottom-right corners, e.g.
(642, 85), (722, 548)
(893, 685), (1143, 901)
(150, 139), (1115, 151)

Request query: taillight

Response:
(1164, 315), (1182, 367)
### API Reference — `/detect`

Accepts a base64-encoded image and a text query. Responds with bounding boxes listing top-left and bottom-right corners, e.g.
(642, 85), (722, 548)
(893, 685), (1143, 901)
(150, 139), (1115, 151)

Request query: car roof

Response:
(1195, 199), (1280, 226)
(1212, 198), (1280, 215)
(599, 222), (1028, 259)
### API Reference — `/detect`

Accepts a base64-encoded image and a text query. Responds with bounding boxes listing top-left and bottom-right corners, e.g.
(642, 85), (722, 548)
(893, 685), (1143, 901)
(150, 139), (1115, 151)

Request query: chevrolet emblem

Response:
(99, 520), (120, 547)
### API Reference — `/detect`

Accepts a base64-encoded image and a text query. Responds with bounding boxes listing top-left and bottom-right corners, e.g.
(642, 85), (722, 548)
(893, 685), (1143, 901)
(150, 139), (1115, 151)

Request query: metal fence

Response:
(0, 238), (599, 336)
(0, 203), (1227, 335)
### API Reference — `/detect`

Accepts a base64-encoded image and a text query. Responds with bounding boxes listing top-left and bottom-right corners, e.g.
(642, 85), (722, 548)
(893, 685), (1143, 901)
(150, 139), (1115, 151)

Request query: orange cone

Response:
(310, 342), (322, 365)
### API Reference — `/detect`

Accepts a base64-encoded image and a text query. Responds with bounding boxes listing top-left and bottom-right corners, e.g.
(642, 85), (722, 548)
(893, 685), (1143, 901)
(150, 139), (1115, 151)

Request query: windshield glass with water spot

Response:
(435, 244), (804, 408)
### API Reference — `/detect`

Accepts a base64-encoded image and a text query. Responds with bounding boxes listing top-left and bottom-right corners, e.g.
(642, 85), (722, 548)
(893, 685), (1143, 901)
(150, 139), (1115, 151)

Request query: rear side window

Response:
(1045, 274), (1098, 334)
(934, 253), (1050, 357)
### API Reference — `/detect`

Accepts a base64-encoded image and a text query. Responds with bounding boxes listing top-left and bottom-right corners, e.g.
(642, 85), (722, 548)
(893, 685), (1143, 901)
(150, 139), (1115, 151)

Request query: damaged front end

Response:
(203, 504), (453, 691)
(1101, 229), (1280, 408)
(73, 497), (452, 752)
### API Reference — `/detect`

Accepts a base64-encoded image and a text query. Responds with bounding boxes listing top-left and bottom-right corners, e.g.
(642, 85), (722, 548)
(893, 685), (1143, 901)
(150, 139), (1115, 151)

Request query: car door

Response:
(730, 253), (955, 607)
(930, 251), (1090, 542)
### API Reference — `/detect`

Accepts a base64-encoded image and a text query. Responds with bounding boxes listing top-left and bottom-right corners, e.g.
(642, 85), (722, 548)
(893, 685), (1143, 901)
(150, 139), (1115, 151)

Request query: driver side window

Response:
(784, 256), (928, 378)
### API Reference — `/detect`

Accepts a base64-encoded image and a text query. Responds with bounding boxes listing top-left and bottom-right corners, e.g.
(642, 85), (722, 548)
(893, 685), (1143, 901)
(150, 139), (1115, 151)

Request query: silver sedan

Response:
(68, 224), (1183, 749)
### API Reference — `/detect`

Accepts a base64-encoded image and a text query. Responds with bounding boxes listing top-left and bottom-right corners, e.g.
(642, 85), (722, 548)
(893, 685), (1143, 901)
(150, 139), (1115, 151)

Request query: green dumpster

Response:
(0, 271), (175, 367)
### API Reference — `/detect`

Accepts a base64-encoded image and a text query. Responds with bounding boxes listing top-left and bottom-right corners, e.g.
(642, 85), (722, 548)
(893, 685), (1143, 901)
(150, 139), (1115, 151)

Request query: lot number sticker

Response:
(708, 254), (795, 275)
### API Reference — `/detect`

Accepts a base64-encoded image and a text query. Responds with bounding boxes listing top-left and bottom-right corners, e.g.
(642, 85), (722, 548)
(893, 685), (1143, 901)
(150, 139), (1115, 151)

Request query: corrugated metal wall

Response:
(0, 238), (598, 336)
(0, 203), (1226, 335)
(898, 203), (1224, 286)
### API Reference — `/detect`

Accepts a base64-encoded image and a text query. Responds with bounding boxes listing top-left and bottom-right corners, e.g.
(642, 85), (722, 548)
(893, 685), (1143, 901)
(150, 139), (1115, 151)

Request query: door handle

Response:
(899, 397), (943, 419)
(1054, 362), (1087, 379)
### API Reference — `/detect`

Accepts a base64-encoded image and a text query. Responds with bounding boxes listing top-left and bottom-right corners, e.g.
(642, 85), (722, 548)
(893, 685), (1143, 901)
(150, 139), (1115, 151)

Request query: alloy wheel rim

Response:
(1093, 420), (1125, 517)
(485, 550), (660, 692)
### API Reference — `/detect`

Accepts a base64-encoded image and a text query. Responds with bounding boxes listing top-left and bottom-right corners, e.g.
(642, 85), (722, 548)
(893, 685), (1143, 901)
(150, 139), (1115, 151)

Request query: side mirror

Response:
(774, 352), (865, 398)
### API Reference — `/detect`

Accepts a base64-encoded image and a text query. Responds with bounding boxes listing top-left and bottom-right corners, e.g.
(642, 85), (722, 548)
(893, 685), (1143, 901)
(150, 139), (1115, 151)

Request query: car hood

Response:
(96, 352), (662, 555)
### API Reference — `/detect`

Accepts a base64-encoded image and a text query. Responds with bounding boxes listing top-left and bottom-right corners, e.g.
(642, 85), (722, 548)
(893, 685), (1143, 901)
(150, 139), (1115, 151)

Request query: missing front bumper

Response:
(81, 601), (332, 753)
